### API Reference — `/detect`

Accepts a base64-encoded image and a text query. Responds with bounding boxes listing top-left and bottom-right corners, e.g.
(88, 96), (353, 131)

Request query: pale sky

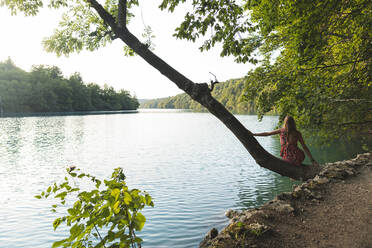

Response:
(0, 1), (254, 99)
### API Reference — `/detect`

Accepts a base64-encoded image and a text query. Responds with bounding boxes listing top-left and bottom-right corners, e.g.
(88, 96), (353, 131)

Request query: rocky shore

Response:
(200, 153), (372, 248)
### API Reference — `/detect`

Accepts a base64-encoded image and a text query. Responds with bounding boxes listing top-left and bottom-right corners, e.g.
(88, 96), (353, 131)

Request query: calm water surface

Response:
(0, 110), (367, 247)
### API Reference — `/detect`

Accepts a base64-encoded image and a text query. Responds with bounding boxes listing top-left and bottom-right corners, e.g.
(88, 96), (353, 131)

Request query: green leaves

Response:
(133, 212), (146, 231)
(123, 191), (132, 205)
(169, 0), (255, 63)
(111, 188), (121, 201)
(1, 0), (141, 57)
(52, 238), (68, 248)
(36, 167), (154, 248)
(0, 0), (43, 16)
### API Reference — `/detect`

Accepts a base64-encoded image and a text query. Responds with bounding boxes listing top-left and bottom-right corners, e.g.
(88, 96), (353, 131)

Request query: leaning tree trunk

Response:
(87, 0), (320, 181)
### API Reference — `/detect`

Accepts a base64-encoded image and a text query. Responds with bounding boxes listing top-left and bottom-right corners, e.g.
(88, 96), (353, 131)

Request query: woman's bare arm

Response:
(298, 132), (318, 164)
(252, 129), (281, 136)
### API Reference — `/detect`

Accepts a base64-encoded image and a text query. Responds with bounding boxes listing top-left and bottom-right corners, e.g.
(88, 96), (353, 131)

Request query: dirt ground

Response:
(200, 153), (372, 248)
(263, 166), (372, 248)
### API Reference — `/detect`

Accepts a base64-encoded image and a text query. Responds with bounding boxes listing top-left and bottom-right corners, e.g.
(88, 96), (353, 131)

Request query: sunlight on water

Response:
(0, 110), (366, 247)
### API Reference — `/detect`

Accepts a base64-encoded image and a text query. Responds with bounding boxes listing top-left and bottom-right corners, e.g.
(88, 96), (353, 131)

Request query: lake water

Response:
(0, 110), (367, 248)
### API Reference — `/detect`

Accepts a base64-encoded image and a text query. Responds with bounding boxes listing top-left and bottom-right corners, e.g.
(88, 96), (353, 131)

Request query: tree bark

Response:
(117, 0), (127, 28)
(86, 0), (320, 181)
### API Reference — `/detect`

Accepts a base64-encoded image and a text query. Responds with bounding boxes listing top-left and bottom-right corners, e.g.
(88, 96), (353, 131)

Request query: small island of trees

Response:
(0, 58), (139, 114)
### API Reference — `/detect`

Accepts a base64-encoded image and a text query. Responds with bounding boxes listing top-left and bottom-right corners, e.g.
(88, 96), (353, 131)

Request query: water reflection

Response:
(308, 136), (371, 163)
(0, 112), (369, 248)
(3, 118), (24, 158)
(236, 171), (295, 209)
(71, 116), (85, 145)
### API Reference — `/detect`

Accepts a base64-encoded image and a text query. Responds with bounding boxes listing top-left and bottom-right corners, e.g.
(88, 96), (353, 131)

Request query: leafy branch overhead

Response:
(161, 0), (372, 138)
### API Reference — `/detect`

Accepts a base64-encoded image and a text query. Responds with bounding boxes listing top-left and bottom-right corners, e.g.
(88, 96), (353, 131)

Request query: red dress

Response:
(279, 129), (305, 166)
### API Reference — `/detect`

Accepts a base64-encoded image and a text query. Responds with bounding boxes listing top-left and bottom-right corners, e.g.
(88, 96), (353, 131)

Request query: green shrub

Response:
(36, 167), (154, 248)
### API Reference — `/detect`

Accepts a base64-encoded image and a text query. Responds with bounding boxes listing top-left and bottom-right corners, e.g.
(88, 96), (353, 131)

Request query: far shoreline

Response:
(0, 109), (138, 118)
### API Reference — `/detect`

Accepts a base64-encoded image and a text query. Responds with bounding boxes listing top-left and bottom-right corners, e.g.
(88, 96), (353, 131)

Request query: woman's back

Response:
(279, 128), (305, 165)
(280, 128), (300, 146)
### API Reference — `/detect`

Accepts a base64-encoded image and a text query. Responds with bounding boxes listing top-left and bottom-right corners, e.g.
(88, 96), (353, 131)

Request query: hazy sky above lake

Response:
(0, 1), (254, 99)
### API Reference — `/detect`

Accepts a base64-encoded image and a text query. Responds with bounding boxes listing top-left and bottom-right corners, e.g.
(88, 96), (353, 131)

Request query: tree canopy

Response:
(160, 0), (371, 138)
(0, 58), (139, 113)
(239, 0), (372, 139)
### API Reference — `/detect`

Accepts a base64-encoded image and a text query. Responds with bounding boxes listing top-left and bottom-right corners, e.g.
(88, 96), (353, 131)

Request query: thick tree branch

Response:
(86, 0), (117, 28)
(86, 0), (320, 181)
(117, 0), (127, 28)
(89, 29), (119, 40)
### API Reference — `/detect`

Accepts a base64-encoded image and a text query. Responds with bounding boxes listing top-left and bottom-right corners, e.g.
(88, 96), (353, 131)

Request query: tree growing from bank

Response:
(1, 0), (344, 180)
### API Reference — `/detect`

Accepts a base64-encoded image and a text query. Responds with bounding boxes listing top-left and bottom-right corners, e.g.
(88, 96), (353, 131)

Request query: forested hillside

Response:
(141, 78), (256, 114)
(0, 58), (139, 113)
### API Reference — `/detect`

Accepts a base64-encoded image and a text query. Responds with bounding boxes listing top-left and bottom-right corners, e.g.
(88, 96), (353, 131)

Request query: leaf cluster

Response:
(35, 167), (154, 248)
(160, 0), (259, 63)
(1, 0), (143, 56)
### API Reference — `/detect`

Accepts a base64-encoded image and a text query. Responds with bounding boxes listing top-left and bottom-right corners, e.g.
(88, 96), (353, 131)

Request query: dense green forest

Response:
(141, 78), (257, 114)
(145, 0), (371, 139)
(0, 58), (139, 113)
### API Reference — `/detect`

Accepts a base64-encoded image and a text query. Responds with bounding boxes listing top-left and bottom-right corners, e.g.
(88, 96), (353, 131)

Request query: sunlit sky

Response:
(0, 1), (254, 99)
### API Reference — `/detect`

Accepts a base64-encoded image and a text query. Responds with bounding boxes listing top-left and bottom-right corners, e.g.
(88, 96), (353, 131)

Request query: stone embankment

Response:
(200, 153), (372, 248)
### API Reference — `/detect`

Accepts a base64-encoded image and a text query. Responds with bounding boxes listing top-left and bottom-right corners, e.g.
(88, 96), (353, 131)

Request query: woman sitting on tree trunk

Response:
(253, 116), (318, 166)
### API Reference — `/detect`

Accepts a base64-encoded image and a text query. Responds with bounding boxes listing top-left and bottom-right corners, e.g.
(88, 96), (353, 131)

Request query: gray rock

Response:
(207, 228), (218, 239)
(310, 192), (323, 200)
(266, 200), (294, 213)
(247, 223), (270, 236)
(345, 168), (355, 176)
(276, 192), (293, 201)
(225, 209), (240, 219)
(199, 228), (218, 248)
(313, 175), (329, 185)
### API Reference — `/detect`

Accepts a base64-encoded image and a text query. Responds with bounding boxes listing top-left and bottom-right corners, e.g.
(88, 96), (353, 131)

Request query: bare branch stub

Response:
(209, 72), (219, 92)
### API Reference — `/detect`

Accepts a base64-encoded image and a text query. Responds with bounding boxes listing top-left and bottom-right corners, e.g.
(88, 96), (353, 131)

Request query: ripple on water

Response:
(0, 113), (298, 248)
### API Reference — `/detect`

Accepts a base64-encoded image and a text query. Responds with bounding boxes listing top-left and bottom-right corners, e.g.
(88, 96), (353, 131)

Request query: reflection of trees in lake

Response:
(33, 117), (66, 152)
(32, 116), (86, 166)
(305, 136), (371, 164)
(0, 116), (87, 169)
(70, 116), (85, 145)
(0, 118), (24, 165)
(234, 134), (370, 210)
(235, 169), (296, 210)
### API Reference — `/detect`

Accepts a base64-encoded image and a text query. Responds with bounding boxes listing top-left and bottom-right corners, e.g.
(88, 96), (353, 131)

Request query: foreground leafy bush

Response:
(36, 167), (154, 248)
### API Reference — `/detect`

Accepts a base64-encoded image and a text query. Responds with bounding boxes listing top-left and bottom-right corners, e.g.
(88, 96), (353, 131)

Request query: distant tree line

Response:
(141, 78), (258, 114)
(0, 58), (139, 113)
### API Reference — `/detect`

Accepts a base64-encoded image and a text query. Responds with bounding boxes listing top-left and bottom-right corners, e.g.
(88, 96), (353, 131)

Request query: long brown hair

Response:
(283, 116), (297, 142)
